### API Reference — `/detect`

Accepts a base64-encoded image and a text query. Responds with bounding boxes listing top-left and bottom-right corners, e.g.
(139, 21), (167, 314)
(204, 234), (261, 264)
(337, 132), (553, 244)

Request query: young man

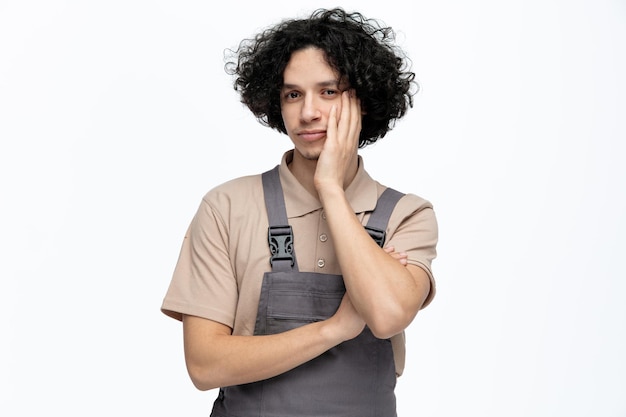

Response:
(161, 8), (438, 416)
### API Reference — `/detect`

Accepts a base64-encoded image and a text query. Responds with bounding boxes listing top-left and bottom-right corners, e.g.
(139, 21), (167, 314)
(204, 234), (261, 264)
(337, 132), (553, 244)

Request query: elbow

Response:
(368, 276), (430, 338)
(368, 321), (407, 340)
(186, 363), (221, 391)
(190, 378), (216, 392)
(367, 307), (418, 340)
(369, 326), (398, 340)
(192, 381), (214, 392)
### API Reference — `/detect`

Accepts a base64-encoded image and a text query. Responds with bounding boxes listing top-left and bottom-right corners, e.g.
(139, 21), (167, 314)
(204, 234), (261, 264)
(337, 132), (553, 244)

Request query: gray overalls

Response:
(210, 166), (404, 417)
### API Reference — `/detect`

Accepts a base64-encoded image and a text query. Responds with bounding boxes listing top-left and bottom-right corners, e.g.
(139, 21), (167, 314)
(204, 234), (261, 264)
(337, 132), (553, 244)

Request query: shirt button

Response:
(319, 233), (328, 242)
(317, 259), (325, 268)
(321, 211), (327, 220)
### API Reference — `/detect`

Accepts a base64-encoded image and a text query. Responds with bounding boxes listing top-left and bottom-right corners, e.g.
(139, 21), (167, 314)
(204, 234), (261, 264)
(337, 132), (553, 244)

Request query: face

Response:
(280, 47), (347, 161)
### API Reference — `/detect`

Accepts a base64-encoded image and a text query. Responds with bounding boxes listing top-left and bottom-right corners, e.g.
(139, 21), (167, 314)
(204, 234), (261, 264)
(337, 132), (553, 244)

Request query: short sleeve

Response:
(160, 197), (239, 326)
(386, 194), (438, 308)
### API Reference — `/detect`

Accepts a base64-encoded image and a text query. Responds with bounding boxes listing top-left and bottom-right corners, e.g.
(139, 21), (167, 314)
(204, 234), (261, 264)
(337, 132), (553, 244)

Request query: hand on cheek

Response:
(336, 90), (361, 151)
(314, 90), (362, 193)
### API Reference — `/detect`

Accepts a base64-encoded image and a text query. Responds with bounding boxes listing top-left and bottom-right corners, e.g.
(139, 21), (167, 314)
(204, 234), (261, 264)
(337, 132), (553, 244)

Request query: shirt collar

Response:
(278, 150), (379, 218)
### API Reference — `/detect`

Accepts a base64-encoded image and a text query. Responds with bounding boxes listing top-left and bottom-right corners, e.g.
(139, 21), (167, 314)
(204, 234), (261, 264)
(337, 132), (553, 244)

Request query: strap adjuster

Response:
(268, 225), (295, 267)
(365, 226), (386, 247)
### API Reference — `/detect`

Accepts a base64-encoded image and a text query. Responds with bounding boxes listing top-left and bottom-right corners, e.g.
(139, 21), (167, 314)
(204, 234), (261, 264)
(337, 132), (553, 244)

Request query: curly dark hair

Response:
(224, 8), (418, 148)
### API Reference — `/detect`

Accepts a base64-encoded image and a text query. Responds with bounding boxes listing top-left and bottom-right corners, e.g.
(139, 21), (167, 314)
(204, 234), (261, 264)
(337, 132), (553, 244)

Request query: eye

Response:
(283, 91), (301, 101)
(323, 89), (338, 97)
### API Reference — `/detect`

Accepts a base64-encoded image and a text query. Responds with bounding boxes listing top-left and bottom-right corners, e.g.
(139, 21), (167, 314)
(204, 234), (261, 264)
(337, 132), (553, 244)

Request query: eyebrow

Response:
(282, 80), (340, 90)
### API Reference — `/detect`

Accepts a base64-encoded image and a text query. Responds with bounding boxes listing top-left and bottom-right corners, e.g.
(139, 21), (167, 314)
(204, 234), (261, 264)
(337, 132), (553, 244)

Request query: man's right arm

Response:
(182, 294), (365, 391)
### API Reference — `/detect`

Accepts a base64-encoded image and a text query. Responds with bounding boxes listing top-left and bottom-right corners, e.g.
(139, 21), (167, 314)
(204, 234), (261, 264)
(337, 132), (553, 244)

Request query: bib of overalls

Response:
(211, 166), (404, 417)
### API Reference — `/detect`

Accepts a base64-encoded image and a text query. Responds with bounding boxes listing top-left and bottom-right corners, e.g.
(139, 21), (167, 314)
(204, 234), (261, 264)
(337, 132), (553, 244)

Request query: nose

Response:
(300, 95), (322, 123)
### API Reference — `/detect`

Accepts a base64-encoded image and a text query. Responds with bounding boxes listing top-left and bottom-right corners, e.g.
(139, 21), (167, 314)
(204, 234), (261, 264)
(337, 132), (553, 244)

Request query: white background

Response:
(1, 0), (625, 415)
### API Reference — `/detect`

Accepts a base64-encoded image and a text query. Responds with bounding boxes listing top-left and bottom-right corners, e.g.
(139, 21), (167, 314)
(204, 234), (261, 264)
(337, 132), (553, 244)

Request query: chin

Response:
(294, 146), (322, 161)
(302, 152), (321, 161)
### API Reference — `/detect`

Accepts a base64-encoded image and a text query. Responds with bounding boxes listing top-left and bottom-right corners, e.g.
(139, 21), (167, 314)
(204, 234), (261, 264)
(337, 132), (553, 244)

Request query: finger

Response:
(389, 252), (407, 260)
(348, 91), (361, 147)
(327, 104), (338, 142)
(337, 91), (351, 143)
(384, 247), (408, 264)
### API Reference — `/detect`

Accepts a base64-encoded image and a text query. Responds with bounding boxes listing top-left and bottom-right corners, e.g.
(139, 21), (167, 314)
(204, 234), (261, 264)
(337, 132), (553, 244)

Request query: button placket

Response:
(316, 210), (329, 270)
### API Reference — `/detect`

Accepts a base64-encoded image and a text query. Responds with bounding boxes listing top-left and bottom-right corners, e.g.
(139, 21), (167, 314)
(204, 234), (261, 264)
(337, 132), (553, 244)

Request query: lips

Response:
(298, 130), (326, 142)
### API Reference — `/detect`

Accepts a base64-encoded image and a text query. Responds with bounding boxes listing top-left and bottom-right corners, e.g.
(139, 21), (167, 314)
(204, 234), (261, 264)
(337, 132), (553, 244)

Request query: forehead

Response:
(282, 47), (339, 85)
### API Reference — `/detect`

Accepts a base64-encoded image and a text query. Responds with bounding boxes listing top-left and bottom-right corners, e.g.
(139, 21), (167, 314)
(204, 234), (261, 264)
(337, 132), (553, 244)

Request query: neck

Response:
(287, 149), (359, 199)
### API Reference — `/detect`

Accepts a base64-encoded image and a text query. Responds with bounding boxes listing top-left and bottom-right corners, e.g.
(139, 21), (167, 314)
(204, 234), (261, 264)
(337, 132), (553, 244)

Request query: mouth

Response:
(297, 130), (327, 142)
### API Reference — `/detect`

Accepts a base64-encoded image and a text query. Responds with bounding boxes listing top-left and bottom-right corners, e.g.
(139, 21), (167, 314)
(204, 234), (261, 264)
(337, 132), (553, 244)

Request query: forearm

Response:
(183, 315), (347, 390)
(319, 186), (430, 338)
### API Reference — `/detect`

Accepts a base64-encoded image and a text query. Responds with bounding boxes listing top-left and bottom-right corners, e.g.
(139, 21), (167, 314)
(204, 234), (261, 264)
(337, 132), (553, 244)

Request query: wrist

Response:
(318, 316), (345, 347)
(316, 182), (345, 206)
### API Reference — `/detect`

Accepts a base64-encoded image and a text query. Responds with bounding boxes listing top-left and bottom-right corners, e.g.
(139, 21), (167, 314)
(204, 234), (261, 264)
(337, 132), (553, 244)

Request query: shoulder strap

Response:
(262, 165), (405, 270)
(365, 188), (405, 247)
(262, 166), (298, 272)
